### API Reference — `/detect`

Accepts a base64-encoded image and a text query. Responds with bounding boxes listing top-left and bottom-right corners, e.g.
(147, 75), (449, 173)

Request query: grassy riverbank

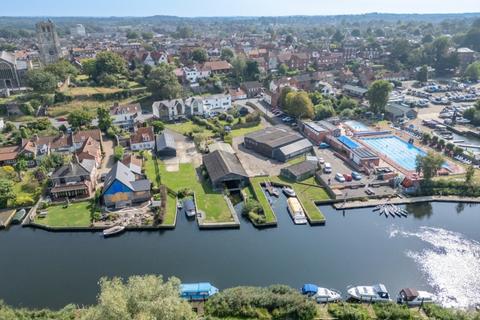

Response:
(34, 201), (92, 227)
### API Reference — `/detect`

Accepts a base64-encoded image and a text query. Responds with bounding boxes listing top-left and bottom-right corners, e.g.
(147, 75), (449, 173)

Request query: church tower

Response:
(36, 20), (62, 65)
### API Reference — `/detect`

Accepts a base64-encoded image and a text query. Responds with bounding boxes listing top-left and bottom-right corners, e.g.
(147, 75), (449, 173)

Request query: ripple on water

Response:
(390, 226), (480, 309)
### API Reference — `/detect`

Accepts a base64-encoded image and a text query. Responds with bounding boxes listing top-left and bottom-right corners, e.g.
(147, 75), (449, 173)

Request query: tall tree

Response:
(415, 151), (444, 181)
(191, 48), (208, 63)
(220, 48), (234, 62)
(81, 275), (196, 320)
(146, 64), (182, 100)
(45, 60), (78, 81)
(285, 91), (314, 119)
(26, 69), (57, 93)
(366, 80), (393, 114)
(416, 65), (429, 83)
(97, 107), (113, 132)
(0, 179), (15, 208)
(68, 109), (94, 129)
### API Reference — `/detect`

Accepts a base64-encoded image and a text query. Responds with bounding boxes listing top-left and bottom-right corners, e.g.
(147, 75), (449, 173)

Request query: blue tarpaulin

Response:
(302, 284), (318, 294)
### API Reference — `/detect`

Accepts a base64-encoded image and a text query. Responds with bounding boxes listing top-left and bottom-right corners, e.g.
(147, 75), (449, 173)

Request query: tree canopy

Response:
(145, 63), (182, 100)
(26, 69), (58, 93)
(81, 275), (195, 320)
(68, 109), (94, 129)
(84, 51), (127, 85)
(283, 91), (314, 119)
(416, 151), (444, 180)
(366, 80), (393, 114)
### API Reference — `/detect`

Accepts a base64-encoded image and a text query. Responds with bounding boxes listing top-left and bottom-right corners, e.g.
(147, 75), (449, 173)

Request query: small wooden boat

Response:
(103, 225), (125, 237)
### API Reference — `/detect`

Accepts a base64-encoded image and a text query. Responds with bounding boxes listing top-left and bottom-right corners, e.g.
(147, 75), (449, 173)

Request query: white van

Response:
(323, 162), (332, 173)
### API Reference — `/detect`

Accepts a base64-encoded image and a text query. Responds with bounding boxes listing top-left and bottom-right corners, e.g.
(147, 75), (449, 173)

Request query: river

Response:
(0, 201), (479, 309)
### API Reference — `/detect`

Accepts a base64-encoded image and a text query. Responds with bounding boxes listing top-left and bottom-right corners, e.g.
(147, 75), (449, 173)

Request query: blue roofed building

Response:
(102, 161), (151, 208)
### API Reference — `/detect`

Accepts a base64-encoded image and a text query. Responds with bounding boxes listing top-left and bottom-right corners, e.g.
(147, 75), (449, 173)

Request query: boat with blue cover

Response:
(180, 282), (219, 301)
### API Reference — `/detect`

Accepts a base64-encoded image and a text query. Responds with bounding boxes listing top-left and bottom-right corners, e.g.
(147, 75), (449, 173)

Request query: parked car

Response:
(335, 173), (346, 182)
(323, 163), (332, 174)
(319, 142), (330, 149)
(365, 188), (375, 195)
(351, 171), (362, 180)
(318, 157), (325, 164)
(343, 173), (352, 182)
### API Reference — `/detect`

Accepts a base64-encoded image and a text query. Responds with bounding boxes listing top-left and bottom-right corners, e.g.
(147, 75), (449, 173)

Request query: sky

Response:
(1, 0), (480, 17)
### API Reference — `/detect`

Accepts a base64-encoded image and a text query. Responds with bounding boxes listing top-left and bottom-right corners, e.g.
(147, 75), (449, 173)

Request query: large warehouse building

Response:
(244, 127), (313, 162)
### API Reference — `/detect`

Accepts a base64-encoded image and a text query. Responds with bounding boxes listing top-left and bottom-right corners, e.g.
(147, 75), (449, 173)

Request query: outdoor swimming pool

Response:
(361, 136), (426, 171)
(344, 120), (371, 132)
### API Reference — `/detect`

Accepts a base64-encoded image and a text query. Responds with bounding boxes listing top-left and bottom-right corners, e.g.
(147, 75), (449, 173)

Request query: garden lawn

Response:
(249, 177), (277, 224)
(35, 201), (92, 227)
(229, 122), (264, 138)
(163, 193), (177, 226)
(144, 154), (233, 223)
(270, 176), (329, 223)
(165, 121), (215, 137)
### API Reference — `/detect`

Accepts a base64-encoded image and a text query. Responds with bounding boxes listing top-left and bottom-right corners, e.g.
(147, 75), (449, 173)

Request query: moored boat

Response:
(282, 186), (296, 197)
(103, 225), (125, 237)
(347, 284), (391, 302)
(397, 288), (435, 306)
(287, 197), (307, 224)
(11, 209), (27, 224)
(180, 282), (218, 301)
(302, 284), (342, 303)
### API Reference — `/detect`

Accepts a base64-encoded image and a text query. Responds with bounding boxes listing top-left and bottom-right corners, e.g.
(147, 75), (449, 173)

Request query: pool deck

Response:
(333, 195), (480, 209)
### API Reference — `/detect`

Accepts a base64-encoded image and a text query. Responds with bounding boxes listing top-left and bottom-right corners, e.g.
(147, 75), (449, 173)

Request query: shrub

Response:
(14, 195), (35, 207)
(328, 303), (371, 320)
(114, 146), (124, 161)
(205, 285), (317, 320)
(373, 302), (419, 320)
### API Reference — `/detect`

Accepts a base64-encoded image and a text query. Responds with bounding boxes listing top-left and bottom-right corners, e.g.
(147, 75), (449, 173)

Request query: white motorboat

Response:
(302, 284), (342, 303)
(397, 288), (436, 306)
(287, 197), (307, 224)
(347, 284), (392, 302)
(103, 225), (125, 237)
(282, 186), (296, 197)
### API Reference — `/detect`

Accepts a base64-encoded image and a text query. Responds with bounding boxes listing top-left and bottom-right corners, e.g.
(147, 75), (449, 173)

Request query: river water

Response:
(0, 201), (479, 309)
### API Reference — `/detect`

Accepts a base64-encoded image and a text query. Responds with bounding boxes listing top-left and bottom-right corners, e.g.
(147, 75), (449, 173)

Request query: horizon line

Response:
(1, 12), (480, 19)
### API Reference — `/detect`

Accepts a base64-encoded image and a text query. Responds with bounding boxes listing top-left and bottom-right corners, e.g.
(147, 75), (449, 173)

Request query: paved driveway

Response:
(100, 135), (115, 175)
(162, 129), (201, 172)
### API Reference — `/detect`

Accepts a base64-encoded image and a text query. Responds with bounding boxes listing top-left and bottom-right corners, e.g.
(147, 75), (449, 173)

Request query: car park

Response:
(335, 173), (346, 182)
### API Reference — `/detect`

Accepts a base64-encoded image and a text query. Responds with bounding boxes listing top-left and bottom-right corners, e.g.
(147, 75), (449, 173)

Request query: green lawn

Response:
(249, 177), (277, 224)
(163, 193), (177, 225)
(144, 153), (233, 223)
(165, 121), (215, 137)
(34, 201), (92, 227)
(270, 176), (329, 223)
(229, 122), (264, 138)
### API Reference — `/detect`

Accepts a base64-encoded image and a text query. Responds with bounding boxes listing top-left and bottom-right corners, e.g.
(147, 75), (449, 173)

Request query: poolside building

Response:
(244, 127), (313, 162)
(350, 147), (380, 168)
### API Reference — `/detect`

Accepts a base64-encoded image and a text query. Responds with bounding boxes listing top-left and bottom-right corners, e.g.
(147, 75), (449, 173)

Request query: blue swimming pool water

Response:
(344, 120), (371, 132)
(361, 136), (426, 171)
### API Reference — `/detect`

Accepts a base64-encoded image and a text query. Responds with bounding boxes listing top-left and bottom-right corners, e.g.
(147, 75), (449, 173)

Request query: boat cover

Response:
(302, 284), (318, 294)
